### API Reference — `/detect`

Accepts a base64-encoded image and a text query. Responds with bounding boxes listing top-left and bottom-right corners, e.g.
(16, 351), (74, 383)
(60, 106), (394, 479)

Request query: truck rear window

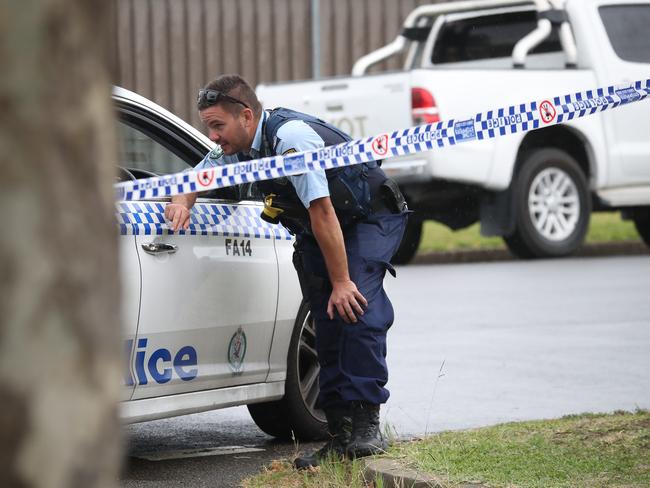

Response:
(432, 10), (562, 64)
(599, 5), (650, 63)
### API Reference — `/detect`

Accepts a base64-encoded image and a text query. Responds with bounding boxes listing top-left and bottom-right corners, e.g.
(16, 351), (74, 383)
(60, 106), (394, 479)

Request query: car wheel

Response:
(391, 215), (422, 265)
(247, 300), (327, 441)
(504, 148), (591, 259)
(633, 211), (650, 246)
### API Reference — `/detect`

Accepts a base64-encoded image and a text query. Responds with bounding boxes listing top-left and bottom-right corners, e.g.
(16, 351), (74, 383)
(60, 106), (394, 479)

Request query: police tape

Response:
(115, 79), (650, 201)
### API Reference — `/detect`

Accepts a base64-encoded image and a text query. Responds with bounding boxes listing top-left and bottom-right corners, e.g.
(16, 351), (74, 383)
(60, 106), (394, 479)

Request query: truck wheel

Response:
(391, 215), (422, 265)
(633, 212), (650, 246)
(247, 300), (327, 441)
(504, 148), (591, 259)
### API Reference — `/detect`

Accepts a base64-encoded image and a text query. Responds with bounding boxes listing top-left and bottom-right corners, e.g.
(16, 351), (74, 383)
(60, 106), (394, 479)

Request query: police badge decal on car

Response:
(228, 327), (247, 374)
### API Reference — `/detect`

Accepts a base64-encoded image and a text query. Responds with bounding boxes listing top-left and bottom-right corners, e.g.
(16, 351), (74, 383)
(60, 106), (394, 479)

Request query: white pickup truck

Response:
(257, 0), (650, 263)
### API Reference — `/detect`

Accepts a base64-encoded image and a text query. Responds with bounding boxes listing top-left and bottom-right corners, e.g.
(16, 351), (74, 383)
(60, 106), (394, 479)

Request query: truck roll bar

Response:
(351, 0), (577, 76)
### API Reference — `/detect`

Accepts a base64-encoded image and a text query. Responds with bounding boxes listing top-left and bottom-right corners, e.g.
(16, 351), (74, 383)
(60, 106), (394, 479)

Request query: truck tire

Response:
(633, 212), (650, 246)
(247, 300), (327, 441)
(391, 215), (422, 265)
(504, 148), (591, 259)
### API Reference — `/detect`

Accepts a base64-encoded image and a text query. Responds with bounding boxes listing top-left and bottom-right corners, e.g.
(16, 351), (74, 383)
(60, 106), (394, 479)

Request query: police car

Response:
(115, 86), (325, 441)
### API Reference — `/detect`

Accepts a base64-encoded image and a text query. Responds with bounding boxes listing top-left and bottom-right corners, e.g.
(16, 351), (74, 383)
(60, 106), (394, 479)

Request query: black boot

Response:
(293, 407), (352, 470)
(346, 402), (388, 458)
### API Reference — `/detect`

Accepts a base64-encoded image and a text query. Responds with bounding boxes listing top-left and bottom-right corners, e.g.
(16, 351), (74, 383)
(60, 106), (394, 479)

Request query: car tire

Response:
(247, 300), (327, 441)
(391, 215), (422, 265)
(633, 212), (650, 246)
(504, 148), (591, 259)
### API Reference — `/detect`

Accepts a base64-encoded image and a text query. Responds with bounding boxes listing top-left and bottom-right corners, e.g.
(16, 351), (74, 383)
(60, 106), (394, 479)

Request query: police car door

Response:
(118, 186), (140, 402)
(116, 101), (279, 400)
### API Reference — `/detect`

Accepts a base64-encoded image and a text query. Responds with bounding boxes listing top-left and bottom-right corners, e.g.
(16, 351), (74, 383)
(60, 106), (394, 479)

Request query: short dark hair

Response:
(198, 74), (262, 117)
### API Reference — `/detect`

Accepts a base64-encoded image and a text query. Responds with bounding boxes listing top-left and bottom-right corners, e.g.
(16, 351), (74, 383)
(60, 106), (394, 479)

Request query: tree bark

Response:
(0, 1), (121, 487)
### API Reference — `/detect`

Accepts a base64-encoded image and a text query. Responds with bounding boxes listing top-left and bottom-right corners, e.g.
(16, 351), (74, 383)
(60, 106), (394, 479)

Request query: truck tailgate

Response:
(257, 72), (412, 141)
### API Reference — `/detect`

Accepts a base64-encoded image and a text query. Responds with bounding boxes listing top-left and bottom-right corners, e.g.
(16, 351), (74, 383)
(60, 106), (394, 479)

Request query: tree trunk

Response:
(0, 1), (121, 487)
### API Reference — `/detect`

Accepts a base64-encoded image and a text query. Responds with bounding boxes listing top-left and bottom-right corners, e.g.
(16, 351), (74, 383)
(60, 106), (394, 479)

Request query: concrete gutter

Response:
(363, 457), (488, 488)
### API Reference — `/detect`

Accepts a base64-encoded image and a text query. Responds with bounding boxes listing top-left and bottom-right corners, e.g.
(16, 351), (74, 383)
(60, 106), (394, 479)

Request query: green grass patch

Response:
(395, 410), (650, 488)
(242, 457), (381, 488)
(584, 212), (640, 243)
(418, 211), (640, 253)
(243, 411), (650, 488)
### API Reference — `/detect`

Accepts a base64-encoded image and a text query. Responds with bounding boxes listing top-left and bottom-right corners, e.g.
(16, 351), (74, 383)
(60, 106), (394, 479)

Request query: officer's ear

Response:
(240, 107), (255, 127)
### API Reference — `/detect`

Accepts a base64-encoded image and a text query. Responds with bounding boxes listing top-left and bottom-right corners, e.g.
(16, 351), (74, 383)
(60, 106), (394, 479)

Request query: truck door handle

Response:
(322, 83), (348, 91)
(141, 242), (178, 255)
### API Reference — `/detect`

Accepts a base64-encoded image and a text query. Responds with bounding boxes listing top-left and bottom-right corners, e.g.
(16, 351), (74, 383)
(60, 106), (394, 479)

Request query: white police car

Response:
(115, 86), (325, 440)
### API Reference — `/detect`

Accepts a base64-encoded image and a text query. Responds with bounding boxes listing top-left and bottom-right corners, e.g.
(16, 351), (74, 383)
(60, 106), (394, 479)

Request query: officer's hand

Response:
(165, 203), (191, 232)
(327, 280), (368, 324)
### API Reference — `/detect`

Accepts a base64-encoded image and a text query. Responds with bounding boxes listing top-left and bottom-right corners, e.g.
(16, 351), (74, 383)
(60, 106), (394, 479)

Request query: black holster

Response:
(292, 250), (310, 302)
(371, 178), (408, 214)
(292, 248), (329, 304)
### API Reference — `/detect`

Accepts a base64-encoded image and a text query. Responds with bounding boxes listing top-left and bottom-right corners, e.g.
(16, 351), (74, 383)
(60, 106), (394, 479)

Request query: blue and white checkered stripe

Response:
(116, 202), (293, 240)
(115, 79), (650, 201)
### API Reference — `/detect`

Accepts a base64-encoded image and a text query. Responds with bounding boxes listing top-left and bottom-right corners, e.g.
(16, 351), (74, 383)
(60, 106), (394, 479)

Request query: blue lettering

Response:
(175, 346), (199, 381)
(317, 145), (354, 160)
(454, 119), (476, 142)
(135, 338), (148, 385)
(616, 87), (641, 104)
(487, 114), (522, 130)
(232, 160), (272, 176)
(123, 338), (199, 386)
(148, 348), (172, 384)
(405, 130), (442, 144)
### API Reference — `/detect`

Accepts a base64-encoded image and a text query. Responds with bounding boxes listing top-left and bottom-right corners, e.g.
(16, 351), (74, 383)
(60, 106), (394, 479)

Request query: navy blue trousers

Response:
(294, 211), (408, 409)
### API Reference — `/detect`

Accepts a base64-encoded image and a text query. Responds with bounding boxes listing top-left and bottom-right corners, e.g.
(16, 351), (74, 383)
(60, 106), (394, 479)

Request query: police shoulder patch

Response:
(208, 145), (224, 161)
(282, 148), (297, 155)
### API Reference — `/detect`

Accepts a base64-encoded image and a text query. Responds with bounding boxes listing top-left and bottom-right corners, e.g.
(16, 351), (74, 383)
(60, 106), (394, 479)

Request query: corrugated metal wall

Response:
(113, 0), (436, 128)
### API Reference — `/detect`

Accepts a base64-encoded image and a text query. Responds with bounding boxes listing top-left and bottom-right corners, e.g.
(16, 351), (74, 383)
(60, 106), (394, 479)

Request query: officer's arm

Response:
(308, 197), (368, 324)
(166, 149), (225, 231)
(166, 193), (197, 231)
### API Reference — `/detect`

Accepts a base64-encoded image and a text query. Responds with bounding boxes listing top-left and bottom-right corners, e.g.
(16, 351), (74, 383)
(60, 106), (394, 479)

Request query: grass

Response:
(395, 410), (650, 488)
(243, 411), (650, 488)
(242, 457), (381, 488)
(418, 211), (641, 253)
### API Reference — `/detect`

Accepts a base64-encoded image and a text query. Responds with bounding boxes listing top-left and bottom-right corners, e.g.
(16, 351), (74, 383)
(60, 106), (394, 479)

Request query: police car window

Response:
(432, 11), (562, 64)
(599, 5), (650, 63)
(117, 120), (191, 175)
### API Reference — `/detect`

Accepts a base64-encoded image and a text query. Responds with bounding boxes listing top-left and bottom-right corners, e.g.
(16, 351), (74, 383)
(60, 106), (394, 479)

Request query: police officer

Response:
(165, 75), (408, 469)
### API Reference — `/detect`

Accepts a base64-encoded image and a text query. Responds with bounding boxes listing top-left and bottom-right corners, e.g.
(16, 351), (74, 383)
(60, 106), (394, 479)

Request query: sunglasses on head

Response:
(197, 89), (250, 109)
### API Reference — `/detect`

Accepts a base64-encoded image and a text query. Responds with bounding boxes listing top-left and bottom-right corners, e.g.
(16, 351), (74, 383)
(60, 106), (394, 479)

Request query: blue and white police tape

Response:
(116, 201), (293, 239)
(115, 79), (650, 201)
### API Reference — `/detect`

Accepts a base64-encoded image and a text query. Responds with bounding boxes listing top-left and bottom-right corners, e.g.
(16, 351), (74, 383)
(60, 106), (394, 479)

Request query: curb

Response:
(363, 458), (488, 488)
(411, 241), (649, 265)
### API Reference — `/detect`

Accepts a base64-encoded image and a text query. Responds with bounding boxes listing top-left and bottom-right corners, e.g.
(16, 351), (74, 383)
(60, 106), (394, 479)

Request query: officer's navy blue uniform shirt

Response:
(194, 110), (330, 208)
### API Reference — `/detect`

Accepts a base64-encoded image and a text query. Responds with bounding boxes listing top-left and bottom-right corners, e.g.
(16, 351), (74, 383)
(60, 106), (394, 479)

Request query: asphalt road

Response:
(122, 254), (650, 487)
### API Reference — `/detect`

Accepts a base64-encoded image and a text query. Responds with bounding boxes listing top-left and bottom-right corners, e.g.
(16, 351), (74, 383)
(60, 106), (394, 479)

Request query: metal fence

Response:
(113, 0), (436, 128)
